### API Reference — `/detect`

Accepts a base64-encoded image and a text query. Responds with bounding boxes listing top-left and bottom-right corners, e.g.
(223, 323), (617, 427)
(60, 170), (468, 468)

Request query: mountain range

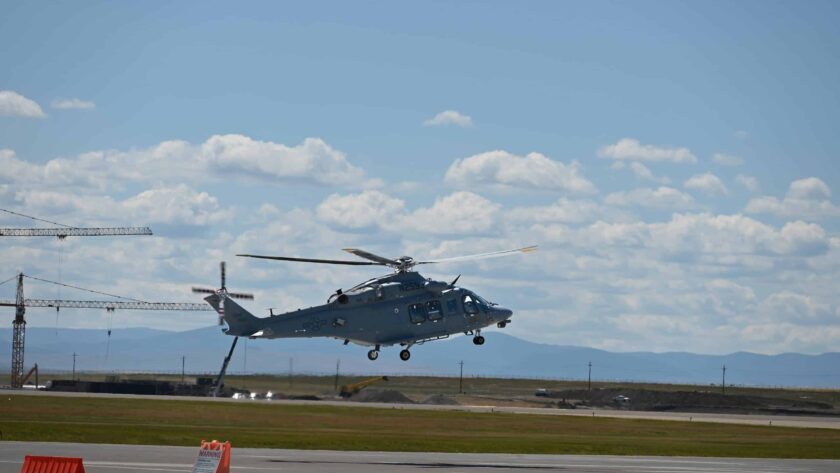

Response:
(2, 327), (838, 388)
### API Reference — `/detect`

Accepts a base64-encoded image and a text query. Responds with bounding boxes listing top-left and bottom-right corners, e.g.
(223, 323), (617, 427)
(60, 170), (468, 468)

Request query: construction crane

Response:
(1, 273), (213, 388)
(0, 208), (152, 239)
(339, 376), (389, 398)
(0, 209), (155, 389)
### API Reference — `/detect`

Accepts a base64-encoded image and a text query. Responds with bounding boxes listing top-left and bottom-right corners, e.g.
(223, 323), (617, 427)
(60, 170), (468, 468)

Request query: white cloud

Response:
(704, 279), (757, 305)
(12, 184), (230, 227)
(564, 213), (829, 257)
(734, 130), (750, 139)
(401, 192), (501, 235)
(712, 153), (743, 166)
(613, 314), (698, 337)
(445, 150), (596, 194)
(120, 185), (229, 226)
(0, 90), (46, 118)
(604, 187), (695, 209)
(316, 190), (503, 236)
(52, 98), (96, 110)
(0, 135), (372, 190)
(788, 177), (831, 200)
(746, 177), (839, 220)
(317, 190), (406, 229)
(200, 135), (367, 186)
(506, 198), (629, 225)
(619, 161), (671, 184)
(736, 174), (759, 193)
(684, 172), (729, 196)
(760, 291), (832, 321)
(423, 110), (473, 127)
(629, 162), (654, 180)
(597, 138), (697, 163)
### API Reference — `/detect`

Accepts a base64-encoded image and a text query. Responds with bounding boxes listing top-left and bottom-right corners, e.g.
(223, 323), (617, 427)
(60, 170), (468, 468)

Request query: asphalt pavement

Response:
(2, 442), (839, 473)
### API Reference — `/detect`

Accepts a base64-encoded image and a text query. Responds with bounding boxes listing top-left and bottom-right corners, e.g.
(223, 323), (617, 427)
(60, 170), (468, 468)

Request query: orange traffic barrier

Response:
(20, 455), (85, 473)
(194, 440), (230, 473)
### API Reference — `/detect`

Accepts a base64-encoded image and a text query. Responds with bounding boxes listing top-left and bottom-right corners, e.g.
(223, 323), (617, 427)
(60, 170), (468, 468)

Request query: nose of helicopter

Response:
(494, 306), (513, 321)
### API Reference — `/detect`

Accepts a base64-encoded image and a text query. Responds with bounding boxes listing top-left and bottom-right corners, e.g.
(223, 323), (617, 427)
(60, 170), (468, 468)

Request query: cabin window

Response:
(446, 299), (457, 314)
(408, 303), (427, 324)
(426, 300), (442, 321)
(462, 294), (479, 315)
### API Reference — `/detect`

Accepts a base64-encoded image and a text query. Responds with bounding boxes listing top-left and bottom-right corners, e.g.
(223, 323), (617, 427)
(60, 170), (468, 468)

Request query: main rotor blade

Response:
(237, 254), (381, 266)
(220, 261), (226, 289)
(227, 292), (255, 300)
(416, 245), (538, 265)
(342, 248), (400, 267)
(192, 287), (217, 294)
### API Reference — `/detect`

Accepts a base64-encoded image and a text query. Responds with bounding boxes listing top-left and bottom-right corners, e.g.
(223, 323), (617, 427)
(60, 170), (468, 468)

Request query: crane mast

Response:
(11, 274), (25, 389)
(2, 274), (213, 388)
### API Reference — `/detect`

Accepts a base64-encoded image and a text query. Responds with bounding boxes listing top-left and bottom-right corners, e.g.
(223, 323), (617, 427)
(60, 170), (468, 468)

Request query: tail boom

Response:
(204, 293), (261, 336)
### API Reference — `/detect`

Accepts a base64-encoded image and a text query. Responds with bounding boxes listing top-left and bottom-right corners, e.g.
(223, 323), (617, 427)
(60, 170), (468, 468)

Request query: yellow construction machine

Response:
(339, 376), (388, 398)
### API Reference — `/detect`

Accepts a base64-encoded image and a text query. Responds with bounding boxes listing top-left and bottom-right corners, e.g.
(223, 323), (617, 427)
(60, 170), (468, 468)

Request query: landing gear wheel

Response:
(473, 335), (485, 345)
(497, 321), (508, 328)
(367, 349), (379, 361)
(399, 349), (411, 361)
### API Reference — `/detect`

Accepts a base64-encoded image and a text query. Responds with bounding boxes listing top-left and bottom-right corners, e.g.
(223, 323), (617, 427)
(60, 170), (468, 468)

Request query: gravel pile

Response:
(422, 394), (460, 405)
(350, 389), (416, 404)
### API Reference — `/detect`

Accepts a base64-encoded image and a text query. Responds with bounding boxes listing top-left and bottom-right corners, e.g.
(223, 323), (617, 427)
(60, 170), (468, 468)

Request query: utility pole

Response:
(459, 360), (464, 394)
(181, 355), (185, 383)
(72, 352), (77, 381)
(288, 358), (294, 388)
(243, 339), (247, 375)
(722, 365), (726, 395)
(334, 359), (340, 392)
(588, 361), (592, 392)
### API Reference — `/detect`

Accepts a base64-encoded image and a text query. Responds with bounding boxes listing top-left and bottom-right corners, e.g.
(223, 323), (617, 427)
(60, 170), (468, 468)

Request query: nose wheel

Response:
(473, 335), (485, 345)
(399, 349), (411, 361)
(367, 346), (380, 361)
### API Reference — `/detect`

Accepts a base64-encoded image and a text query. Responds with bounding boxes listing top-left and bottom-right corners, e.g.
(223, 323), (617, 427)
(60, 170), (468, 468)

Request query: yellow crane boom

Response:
(339, 376), (389, 398)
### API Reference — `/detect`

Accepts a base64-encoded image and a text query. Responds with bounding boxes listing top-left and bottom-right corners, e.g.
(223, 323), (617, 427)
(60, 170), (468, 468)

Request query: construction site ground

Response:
(5, 372), (839, 418)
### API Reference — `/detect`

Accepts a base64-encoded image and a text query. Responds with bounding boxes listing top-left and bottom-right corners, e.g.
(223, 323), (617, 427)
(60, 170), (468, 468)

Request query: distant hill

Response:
(2, 327), (838, 388)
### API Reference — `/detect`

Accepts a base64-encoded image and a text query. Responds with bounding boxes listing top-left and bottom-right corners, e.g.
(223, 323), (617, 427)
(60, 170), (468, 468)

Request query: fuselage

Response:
(233, 271), (513, 347)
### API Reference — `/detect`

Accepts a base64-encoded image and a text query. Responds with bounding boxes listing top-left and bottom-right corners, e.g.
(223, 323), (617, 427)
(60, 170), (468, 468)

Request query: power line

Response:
(21, 274), (146, 302)
(0, 274), (19, 287)
(0, 207), (75, 228)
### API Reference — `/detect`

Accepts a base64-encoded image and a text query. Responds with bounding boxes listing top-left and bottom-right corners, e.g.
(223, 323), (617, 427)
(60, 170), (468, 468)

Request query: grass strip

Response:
(2, 395), (839, 458)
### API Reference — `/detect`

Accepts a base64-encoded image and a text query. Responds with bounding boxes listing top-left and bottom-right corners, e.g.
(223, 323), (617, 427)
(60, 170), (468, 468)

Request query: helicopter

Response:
(194, 246), (536, 361)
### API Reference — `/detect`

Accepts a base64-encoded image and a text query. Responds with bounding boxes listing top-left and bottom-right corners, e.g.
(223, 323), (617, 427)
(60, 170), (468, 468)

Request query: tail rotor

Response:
(192, 261), (254, 325)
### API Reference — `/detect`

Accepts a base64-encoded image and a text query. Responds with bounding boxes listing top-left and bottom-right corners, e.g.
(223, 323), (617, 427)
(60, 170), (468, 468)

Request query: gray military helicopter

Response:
(194, 246), (536, 361)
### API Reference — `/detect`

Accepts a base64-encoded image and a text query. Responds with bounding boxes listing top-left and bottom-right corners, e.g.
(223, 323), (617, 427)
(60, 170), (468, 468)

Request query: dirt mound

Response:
(422, 394), (460, 405)
(350, 389), (415, 404)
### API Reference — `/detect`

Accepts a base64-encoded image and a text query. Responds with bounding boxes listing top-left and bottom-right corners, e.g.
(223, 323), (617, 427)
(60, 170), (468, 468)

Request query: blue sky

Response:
(1, 1), (839, 355)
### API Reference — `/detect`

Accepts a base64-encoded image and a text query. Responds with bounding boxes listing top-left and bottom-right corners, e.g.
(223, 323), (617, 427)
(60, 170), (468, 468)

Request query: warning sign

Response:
(192, 440), (230, 473)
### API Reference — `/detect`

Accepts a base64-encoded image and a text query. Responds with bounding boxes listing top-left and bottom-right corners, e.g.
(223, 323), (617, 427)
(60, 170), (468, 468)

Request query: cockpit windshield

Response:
(474, 294), (492, 308)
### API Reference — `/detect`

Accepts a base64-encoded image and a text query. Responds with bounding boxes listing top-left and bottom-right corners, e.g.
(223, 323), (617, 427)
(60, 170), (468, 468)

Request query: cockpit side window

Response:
(426, 300), (442, 321)
(409, 303), (427, 324)
(446, 299), (457, 314)
(462, 294), (479, 315)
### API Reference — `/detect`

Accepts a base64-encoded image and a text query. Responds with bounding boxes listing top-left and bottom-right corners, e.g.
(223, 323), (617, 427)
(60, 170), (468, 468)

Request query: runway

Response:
(1, 442), (839, 473)
(11, 389), (840, 430)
